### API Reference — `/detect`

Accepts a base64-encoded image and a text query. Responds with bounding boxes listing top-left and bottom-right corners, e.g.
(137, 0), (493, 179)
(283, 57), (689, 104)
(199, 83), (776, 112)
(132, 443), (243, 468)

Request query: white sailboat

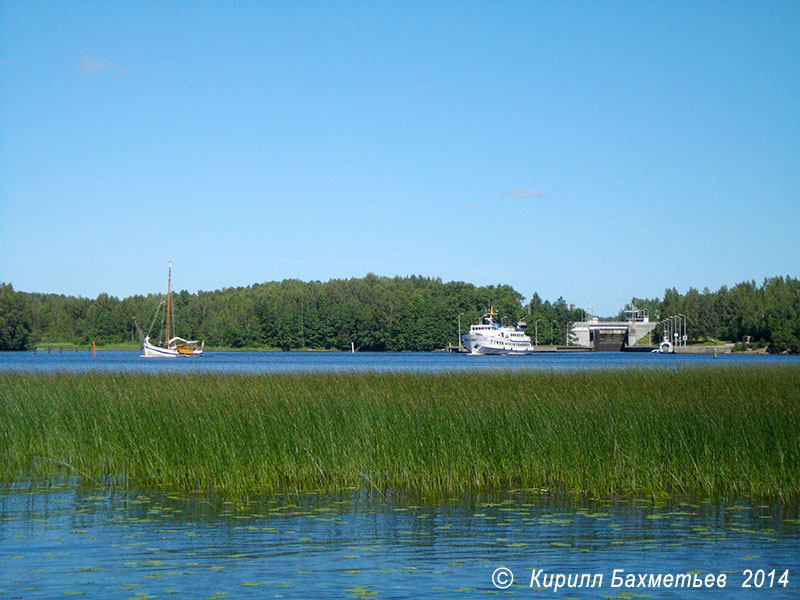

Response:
(134, 262), (204, 357)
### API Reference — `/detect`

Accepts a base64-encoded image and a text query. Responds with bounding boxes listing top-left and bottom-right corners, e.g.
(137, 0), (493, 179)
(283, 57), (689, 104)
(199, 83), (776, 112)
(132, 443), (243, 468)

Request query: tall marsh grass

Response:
(1, 367), (797, 499)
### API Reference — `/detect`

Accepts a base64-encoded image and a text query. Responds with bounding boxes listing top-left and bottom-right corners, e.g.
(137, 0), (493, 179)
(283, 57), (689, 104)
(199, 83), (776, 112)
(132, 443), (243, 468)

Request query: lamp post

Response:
(671, 315), (681, 350)
(659, 319), (668, 344)
(678, 314), (687, 347)
(534, 319), (541, 346)
(566, 322), (572, 346)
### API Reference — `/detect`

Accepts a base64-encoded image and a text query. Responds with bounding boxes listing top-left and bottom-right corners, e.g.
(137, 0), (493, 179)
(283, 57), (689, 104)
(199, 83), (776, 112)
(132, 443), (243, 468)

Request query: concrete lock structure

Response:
(570, 305), (657, 351)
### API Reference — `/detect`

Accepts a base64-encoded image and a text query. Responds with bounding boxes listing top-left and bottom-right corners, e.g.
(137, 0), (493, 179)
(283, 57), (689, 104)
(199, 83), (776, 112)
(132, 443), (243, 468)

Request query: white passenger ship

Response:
(461, 307), (535, 355)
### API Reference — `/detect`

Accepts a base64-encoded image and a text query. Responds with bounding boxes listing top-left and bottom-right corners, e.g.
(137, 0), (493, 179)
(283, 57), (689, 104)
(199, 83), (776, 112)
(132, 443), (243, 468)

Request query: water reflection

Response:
(1, 484), (798, 598)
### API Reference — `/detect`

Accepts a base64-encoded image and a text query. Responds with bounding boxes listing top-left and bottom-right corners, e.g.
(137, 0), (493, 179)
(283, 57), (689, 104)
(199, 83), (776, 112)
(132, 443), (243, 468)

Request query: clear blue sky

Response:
(2, 1), (798, 316)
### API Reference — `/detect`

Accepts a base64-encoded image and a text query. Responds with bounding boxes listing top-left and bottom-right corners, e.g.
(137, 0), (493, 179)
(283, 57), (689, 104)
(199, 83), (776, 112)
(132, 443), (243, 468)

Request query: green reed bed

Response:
(0, 367), (798, 500)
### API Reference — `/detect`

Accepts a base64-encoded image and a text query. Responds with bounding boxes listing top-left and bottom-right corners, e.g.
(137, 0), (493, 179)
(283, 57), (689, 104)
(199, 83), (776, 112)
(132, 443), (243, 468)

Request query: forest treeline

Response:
(1, 274), (798, 352)
(622, 276), (800, 353)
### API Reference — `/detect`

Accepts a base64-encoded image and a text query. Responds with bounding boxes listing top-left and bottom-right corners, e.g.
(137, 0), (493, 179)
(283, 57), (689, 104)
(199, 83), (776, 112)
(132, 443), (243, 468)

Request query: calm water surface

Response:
(1, 485), (798, 599)
(2, 349), (799, 373)
(2, 351), (798, 597)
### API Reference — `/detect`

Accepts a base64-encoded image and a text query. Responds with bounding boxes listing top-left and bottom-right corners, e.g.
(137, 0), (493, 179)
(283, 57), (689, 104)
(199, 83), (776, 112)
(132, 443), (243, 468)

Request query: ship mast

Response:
(165, 261), (171, 347)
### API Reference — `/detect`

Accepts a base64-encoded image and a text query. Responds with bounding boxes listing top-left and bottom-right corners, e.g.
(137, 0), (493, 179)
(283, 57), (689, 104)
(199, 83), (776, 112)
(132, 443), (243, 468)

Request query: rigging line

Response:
(146, 296), (163, 337)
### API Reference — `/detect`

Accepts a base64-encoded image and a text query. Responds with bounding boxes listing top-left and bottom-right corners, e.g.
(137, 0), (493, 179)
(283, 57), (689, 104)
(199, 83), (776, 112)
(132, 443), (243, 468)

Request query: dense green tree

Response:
(86, 293), (126, 344)
(0, 283), (33, 350)
(762, 276), (800, 353)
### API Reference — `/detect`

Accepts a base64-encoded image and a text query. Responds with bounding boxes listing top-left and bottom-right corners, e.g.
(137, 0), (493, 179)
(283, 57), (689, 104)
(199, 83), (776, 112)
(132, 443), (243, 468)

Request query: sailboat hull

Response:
(142, 340), (203, 357)
(142, 341), (179, 357)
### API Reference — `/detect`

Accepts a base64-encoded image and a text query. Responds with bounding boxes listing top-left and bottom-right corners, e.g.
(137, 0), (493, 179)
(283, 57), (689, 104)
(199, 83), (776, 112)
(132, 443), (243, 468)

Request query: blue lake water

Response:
(2, 349), (799, 373)
(2, 351), (799, 598)
(1, 485), (798, 599)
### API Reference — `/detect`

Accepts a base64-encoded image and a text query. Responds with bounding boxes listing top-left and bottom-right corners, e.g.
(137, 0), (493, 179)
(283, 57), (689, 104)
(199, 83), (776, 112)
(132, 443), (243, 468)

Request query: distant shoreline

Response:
(28, 343), (757, 354)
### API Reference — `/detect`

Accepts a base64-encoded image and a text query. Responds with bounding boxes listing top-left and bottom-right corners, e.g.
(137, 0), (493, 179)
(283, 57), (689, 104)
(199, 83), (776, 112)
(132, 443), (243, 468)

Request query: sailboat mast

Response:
(165, 261), (171, 347)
